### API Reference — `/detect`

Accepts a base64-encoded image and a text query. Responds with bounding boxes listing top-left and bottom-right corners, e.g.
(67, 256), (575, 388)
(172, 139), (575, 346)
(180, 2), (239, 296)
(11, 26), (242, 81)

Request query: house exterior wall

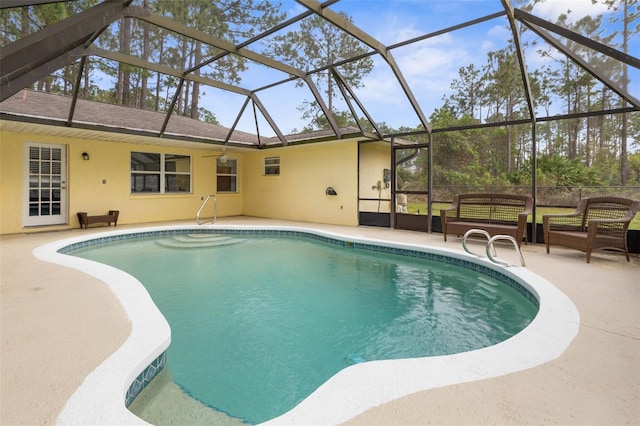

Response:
(243, 141), (359, 226)
(0, 133), (25, 233)
(0, 130), (236, 235)
(0, 130), (363, 235)
(359, 141), (393, 213)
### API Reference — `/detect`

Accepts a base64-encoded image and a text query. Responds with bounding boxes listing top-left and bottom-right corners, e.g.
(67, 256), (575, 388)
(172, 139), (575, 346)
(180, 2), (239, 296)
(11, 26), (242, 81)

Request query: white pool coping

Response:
(34, 224), (580, 426)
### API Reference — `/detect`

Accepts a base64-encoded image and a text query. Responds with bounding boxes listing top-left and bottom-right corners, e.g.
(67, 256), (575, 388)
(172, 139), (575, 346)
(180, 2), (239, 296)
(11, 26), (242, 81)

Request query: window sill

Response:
(130, 193), (193, 199)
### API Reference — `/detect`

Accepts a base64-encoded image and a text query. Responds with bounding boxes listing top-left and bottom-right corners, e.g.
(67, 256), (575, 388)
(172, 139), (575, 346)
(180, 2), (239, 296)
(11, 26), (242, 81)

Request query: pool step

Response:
(175, 234), (236, 242)
(156, 233), (245, 249)
(345, 353), (366, 365)
(474, 277), (498, 299)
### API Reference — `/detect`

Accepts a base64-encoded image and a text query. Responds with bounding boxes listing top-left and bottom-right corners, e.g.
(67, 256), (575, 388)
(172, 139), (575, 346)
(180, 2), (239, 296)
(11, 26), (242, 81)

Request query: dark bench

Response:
(440, 193), (533, 247)
(77, 210), (119, 229)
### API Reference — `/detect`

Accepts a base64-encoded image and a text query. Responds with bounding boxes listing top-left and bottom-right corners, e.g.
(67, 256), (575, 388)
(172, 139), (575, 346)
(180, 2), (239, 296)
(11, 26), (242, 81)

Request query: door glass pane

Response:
(52, 161), (61, 174)
(30, 189), (39, 202)
(51, 149), (61, 161)
(40, 204), (50, 216)
(41, 161), (51, 174)
(30, 204), (39, 216)
(29, 176), (39, 187)
(52, 203), (61, 215)
(41, 176), (50, 187)
(52, 176), (61, 188)
(30, 161), (39, 174)
(41, 148), (50, 160)
(42, 190), (50, 201)
(52, 189), (61, 201)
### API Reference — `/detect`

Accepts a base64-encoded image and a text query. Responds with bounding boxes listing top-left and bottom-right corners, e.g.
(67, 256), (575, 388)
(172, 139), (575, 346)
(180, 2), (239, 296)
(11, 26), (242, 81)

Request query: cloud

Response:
(399, 48), (465, 88)
(352, 14), (533, 128)
(531, 0), (612, 24)
(374, 20), (426, 46)
(349, 33), (474, 128)
(359, 35), (462, 97)
(251, 1), (624, 132)
(481, 40), (495, 52)
(487, 24), (510, 38)
(284, 2), (307, 18)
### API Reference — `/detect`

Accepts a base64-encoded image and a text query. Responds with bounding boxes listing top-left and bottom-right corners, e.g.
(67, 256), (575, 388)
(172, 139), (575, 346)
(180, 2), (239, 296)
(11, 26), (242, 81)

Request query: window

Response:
(217, 158), (237, 192)
(264, 156), (280, 175)
(131, 152), (191, 193)
(164, 154), (191, 192)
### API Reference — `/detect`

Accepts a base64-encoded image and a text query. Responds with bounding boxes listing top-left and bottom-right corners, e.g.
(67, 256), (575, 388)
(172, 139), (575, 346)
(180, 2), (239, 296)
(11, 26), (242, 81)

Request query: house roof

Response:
(1, 90), (259, 144)
(0, 90), (366, 150)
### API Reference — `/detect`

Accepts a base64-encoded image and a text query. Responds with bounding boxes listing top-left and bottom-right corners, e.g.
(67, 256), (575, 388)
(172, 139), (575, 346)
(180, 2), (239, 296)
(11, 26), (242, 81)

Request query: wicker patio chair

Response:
(543, 196), (640, 263)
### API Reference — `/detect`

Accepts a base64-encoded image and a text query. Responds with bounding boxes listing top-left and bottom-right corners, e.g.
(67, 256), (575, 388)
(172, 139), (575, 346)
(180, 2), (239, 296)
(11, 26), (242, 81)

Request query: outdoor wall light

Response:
(326, 187), (337, 196)
(82, 152), (90, 161)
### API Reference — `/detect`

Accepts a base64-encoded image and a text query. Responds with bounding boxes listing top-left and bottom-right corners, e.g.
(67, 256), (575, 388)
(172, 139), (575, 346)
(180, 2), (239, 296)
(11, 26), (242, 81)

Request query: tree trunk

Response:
(122, 17), (132, 106)
(191, 40), (201, 120)
(619, 0), (630, 184)
(83, 57), (90, 98)
(585, 91), (591, 166)
(599, 87), (606, 154)
(140, 0), (150, 110)
(176, 38), (188, 115)
(155, 37), (164, 111)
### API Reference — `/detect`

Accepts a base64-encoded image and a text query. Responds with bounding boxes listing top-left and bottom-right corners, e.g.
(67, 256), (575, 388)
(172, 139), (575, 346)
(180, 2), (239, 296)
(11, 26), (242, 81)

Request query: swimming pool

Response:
(35, 225), (580, 425)
(65, 230), (538, 424)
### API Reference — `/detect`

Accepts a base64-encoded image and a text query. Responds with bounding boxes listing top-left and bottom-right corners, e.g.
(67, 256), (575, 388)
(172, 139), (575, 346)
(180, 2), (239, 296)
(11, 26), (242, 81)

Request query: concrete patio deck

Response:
(1, 217), (638, 425)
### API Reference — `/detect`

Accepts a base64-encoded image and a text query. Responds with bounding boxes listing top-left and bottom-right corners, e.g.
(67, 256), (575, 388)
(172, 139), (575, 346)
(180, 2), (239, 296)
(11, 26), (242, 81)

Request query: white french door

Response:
(23, 143), (67, 227)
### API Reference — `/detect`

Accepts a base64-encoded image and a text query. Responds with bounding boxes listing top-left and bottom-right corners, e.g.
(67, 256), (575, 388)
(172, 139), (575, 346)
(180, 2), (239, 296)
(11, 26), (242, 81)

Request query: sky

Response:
(198, 0), (639, 137)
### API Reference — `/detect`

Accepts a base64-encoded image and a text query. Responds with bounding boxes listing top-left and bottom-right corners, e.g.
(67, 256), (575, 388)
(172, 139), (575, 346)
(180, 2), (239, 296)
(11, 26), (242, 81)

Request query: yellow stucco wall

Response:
(359, 141), (393, 213)
(0, 134), (25, 233)
(243, 141), (359, 226)
(0, 130), (236, 234)
(0, 130), (368, 235)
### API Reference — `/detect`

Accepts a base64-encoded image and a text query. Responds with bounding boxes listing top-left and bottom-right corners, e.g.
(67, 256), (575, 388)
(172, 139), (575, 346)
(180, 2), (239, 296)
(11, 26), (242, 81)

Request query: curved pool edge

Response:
(33, 229), (173, 426)
(34, 224), (580, 426)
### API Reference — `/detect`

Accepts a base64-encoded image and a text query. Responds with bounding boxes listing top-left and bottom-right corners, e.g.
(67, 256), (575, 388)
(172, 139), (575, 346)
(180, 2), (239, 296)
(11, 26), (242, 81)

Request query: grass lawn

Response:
(408, 203), (640, 230)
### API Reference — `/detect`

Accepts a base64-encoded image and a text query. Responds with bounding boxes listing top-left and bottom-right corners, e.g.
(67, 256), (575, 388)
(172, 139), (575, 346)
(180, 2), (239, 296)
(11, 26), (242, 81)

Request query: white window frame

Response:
(131, 152), (191, 194)
(264, 156), (280, 176)
(217, 158), (238, 193)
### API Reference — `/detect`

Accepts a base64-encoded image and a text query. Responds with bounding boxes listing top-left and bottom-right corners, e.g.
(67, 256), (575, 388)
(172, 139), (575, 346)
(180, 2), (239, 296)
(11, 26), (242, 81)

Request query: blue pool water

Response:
(67, 231), (538, 424)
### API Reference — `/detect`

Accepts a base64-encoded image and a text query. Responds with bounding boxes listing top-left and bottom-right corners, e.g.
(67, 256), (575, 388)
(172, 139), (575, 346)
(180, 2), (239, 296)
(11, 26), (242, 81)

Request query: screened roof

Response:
(1, 0), (638, 149)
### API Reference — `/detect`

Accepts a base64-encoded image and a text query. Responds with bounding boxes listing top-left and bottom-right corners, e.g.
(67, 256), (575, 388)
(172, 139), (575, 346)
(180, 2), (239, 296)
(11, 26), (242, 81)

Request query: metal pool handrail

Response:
(462, 229), (496, 258)
(462, 229), (525, 267)
(486, 235), (526, 267)
(196, 194), (216, 225)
